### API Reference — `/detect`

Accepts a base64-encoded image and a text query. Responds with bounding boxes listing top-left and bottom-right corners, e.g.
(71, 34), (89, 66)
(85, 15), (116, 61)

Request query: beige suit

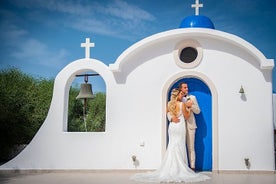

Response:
(184, 95), (200, 169)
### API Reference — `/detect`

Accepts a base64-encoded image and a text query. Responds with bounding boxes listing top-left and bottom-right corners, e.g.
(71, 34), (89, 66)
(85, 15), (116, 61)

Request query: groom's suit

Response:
(183, 95), (200, 169)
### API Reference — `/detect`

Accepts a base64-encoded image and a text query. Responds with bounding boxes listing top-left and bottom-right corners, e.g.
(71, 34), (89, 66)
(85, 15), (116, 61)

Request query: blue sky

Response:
(0, 0), (275, 92)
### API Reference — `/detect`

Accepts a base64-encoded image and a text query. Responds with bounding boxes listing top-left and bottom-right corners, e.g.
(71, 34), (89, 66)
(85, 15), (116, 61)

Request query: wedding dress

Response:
(131, 102), (210, 183)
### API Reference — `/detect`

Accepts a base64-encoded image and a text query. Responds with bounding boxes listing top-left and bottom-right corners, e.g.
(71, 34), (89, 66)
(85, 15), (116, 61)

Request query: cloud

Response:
(11, 0), (155, 21)
(0, 23), (28, 43)
(70, 18), (117, 36)
(0, 8), (69, 68)
(9, 0), (156, 40)
(103, 0), (155, 21)
(10, 0), (91, 16)
(10, 38), (69, 68)
(0, 10), (28, 42)
(0, 0), (157, 77)
(69, 0), (155, 40)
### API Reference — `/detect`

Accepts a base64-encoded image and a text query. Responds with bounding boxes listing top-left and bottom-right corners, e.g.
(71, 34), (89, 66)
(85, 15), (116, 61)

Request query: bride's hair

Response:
(168, 88), (181, 117)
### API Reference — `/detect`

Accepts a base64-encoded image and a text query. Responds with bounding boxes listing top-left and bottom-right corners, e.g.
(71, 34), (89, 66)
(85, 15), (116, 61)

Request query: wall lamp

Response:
(239, 85), (245, 94)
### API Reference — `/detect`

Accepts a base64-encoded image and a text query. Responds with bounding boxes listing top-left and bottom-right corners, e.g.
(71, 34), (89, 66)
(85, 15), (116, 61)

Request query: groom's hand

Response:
(171, 116), (180, 123)
(186, 100), (193, 108)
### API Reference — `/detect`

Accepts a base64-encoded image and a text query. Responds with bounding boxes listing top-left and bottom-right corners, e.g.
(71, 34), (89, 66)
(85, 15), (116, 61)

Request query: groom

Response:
(169, 82), (201, 171)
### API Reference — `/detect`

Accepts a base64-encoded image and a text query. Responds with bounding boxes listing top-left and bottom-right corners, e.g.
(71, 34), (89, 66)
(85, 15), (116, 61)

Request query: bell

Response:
(76, 83), (95, 99)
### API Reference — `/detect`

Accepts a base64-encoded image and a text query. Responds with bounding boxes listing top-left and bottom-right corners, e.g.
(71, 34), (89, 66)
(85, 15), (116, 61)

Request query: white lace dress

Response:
(131, 102), (210, 183)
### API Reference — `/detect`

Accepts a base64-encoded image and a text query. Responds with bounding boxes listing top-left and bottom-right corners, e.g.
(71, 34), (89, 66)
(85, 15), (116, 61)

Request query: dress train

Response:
(131, 103), (210, 183)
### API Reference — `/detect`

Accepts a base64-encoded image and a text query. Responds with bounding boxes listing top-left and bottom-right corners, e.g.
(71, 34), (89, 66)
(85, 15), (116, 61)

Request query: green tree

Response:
(0, 68), (106, 162)
(67, 87), (84, 132)
(87, 92), (106, 132)
(27, 78), (54, 134)
(0, 68), (53, 161)
(67, 90), (106, 132)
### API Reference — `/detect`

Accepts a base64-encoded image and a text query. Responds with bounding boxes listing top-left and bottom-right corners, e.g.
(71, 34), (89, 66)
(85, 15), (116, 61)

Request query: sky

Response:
(0, 0), (276, 92)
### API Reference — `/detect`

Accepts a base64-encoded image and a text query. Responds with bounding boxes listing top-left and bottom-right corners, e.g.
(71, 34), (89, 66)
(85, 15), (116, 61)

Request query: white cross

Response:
(191, 0), (203, 15)
(81, 38), (95, 59)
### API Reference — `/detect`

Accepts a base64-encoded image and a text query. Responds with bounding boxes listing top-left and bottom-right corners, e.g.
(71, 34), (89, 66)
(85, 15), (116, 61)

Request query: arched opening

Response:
(165, 77), (213, 171)
(67, 71), (106, 132)
(167, 77), (212, 171)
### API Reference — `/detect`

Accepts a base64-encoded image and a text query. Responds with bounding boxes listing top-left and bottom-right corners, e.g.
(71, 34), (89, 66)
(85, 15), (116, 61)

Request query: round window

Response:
(174, 40), (202, 69)
(179, 47), (198, 63)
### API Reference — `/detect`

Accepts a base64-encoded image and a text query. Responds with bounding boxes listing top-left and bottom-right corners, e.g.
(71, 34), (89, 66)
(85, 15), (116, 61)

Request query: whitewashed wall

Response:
(273, 94), (276, 129)
(0, 29), (274, 171)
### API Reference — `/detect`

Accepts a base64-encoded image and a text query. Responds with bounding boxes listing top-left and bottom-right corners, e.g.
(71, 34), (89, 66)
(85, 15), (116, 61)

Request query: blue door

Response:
(168, 77), (212, 171)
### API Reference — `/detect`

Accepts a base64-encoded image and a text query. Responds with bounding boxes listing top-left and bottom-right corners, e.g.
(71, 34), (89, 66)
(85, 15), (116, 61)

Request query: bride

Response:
(131, 88), (210, 183)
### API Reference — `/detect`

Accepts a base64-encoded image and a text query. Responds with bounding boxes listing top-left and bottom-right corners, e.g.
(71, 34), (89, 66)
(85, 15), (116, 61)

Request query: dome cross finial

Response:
(191, 0), (203, 15)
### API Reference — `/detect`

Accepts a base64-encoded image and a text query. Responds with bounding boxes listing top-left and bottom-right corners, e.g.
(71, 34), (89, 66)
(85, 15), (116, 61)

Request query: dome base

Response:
(179, 15), (215, 29)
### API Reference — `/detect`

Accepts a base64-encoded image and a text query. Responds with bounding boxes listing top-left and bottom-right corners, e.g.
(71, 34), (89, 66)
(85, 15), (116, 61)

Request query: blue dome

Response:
(179, 15), (215, 29)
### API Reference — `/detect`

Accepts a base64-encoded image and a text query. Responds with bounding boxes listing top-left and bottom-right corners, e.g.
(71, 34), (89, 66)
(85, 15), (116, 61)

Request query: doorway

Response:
(167, 77), (212, 171)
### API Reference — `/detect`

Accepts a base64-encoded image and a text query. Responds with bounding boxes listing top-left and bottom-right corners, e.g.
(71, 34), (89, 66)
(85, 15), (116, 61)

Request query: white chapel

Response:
(1, 1), (275, 172)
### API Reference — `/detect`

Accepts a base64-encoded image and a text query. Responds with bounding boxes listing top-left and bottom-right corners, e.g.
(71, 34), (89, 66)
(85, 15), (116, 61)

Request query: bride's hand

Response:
(183, 103), (191, 120)
(186, 100), (193, 108)
(171, 116), (180, 123)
